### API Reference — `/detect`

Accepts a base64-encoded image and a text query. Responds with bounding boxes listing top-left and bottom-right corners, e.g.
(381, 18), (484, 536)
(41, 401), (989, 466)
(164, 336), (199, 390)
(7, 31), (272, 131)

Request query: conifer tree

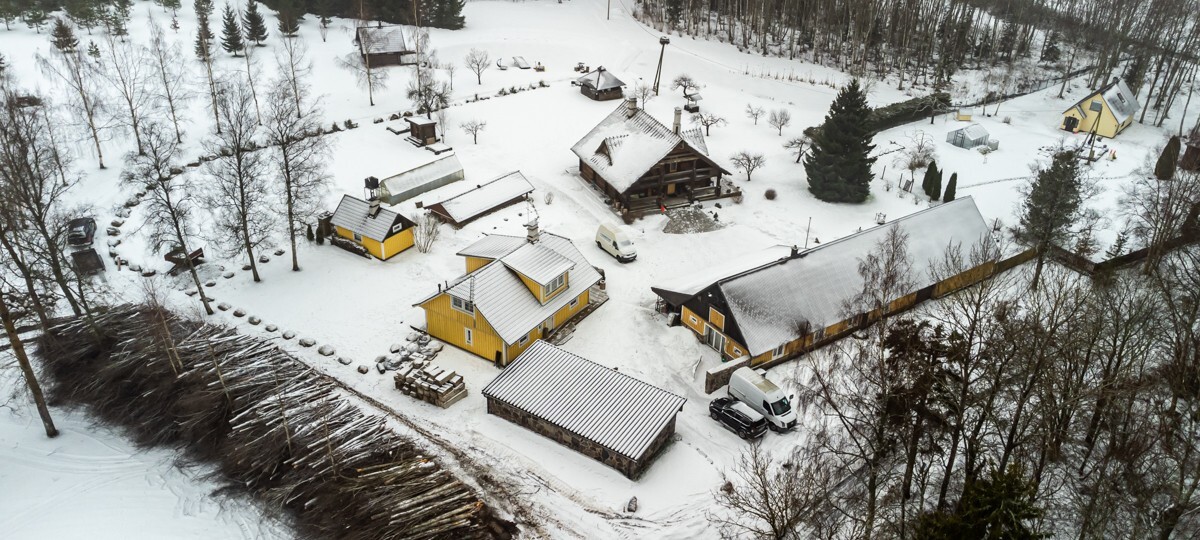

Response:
(0, 0), (18, 31)
(427, 0), (466, 29)
(23, 6), (48, 33)
(221, 4), (245, 56)
(65, 0), (100, 34)
(932, 166), (943, 201)
(104, 0), (132, 40)
(51, 17), (79, 52)
(943, 173), (957, 202)
(805, 79), (876, 203)
(1040, 31), (1061, 63)
(242, 0), (267, 46)
(275, 0), (299, 36)
(194, 0), (215, 58)
(1155, 135), (1181, 180)
(87, 40), (100, 59)
(913, 466), (1045, 539)
(1018, 150), (1087, 290)
(922, 161), (938, 199)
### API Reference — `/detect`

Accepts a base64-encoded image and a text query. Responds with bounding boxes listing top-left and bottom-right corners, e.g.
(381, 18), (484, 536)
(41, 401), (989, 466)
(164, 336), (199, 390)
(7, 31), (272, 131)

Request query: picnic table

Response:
(165, 246), (205, 276)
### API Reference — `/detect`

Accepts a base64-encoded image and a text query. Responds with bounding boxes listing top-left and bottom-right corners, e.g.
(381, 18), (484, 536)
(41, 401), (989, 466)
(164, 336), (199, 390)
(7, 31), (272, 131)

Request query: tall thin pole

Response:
(607, 0), (611, 20)
(804, 216), (812, 249)
(652, 36), (669, 95)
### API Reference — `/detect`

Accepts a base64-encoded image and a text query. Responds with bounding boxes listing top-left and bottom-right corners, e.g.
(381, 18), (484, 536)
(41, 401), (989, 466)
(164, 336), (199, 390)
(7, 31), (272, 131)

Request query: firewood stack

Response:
(394, 362), (468, 408)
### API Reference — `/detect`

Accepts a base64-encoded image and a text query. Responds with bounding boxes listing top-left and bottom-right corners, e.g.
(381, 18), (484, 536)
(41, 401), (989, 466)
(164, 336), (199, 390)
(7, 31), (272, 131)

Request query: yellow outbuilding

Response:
(329, 194), (415, 260)
(1061, 78), (1140, 139)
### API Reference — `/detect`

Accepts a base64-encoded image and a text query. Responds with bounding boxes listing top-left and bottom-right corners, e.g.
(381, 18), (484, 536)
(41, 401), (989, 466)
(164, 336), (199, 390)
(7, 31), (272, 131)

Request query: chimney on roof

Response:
(625, 97), (638, 118)
(791, 245), (799, 257)
(673, 107), (682, 134)
(364, 176), (381, 217)
(525, 218), (540, 244)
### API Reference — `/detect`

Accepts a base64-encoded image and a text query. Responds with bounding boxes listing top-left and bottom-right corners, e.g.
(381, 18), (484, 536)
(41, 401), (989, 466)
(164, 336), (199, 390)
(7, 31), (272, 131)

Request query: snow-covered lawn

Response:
(3, 0), (1198, 538)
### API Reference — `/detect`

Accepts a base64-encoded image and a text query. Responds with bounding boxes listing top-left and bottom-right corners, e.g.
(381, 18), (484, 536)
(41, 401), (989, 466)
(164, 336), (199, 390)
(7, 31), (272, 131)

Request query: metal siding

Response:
(330, 194), (407, 242)
(501, 243), (576, 286)
(429, 172), (535, 224)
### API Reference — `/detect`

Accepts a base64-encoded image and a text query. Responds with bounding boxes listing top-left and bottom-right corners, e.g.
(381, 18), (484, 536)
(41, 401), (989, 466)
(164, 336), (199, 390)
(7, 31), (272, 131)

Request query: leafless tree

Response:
(893, 130), (937, 174)
(0, 289), (57, 438)
(339, 41), (388, 106)
(442, 60), (456, 91)
(745, 103), (765, 125)
(784, 135), (810, 163)
(460, 119), (486, 144)
(148, 23), (191, 143)
(240, 39), (263, 124)
(98, 33), (155, 155)
(121, 122), (214, 315)
(731, 151), (766, 181)
(691, 112), (726, 135)
(406, 69), (450, 119)
(464, 48), (489, 85)
(413, 212), (440, 253)
(263, 82), (329, 272)
(202, 80), (274, 282)
(435, 107), (448, 139)
(36, 49), (109, 168)
(709, 444), (830, 540)
(275, 34), (312, 119)
(194, 16), (222, 133)
(671, 73), (699, 96)
(768, 108), (792, 136)
(630, 80), (654, 107)
(1122, 165), (1200, 272)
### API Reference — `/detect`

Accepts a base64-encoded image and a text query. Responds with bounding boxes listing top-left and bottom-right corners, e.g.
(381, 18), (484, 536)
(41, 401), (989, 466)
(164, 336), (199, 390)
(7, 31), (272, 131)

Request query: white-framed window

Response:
(547, 273), (567, 293)
(569, 297), (579, 308)
(689, 315), (699, 325)
(772, 344), (786, 359)
(733, 348), (742, 356)
(451, 296), (474, 315)
(519, 335), (530, 345)
(464, 328), (474, 345)
(353, 232), (362, 242)
(391, 223), (405, 233)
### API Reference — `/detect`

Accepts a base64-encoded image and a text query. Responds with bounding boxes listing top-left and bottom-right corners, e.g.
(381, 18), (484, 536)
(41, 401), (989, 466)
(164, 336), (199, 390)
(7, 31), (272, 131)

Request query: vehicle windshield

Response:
(769, 398), (791, 415)
(618, 240), (632, 247)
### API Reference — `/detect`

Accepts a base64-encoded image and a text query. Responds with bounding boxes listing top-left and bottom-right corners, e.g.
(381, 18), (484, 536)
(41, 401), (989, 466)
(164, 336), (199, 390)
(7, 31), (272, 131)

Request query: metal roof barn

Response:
(426, 171), (535, 226)
(482, 340), (686, 478)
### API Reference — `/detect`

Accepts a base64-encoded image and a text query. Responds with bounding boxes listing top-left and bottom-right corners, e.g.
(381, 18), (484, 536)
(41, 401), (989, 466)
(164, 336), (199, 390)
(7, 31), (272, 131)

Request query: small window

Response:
(772, 344), (786, 359)
(353, 232), (362, 242)
(451, 296), (474, 314)
(1116, 92), (1126, 104)
(391, 223), (405, 233)
(669, 162), (678, 173)
(464, 328), (474, 345)
(689, 315), (698, 324)
(733, 348), (742, 356)
(547, 273), (566, 293)
(519, 335), (529, 345)
(569, 297), (579, 308)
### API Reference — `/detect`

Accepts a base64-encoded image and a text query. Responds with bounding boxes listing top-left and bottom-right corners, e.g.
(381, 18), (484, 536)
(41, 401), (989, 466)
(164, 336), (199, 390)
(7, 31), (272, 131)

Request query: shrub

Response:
(1003, 116), (1012, 124)
(544, 192), (554, 205)
(765, 188), (777, 200)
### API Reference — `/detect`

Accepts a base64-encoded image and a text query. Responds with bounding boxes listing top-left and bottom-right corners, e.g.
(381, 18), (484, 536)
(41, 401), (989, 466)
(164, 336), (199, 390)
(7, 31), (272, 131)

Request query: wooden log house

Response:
(571, 99), (733, 214)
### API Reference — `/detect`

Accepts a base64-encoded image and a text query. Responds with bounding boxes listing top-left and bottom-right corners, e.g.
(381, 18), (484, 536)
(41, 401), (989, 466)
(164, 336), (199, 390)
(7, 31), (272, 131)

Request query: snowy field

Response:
(2, 0), (1197, 538)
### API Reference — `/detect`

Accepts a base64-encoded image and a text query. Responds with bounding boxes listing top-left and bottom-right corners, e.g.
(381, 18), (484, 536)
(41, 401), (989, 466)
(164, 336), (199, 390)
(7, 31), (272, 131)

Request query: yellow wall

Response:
(505, 289), (590, 361)
(420, 293), (508, 363)
(515, 270), (569, 304)
(681, 305), (750, 361)
(465, 256), (493, 273)
(334, 226), (413, 261)
(1062, 97), (1130, 139)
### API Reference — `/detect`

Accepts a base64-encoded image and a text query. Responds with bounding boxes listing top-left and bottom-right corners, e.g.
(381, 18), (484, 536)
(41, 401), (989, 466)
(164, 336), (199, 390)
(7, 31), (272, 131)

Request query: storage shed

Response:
(481, 340), (686, 478)
(425, 171), (535, 227)
(356, 25), (416, 67)
(406, 116), (439, 147)
(576, 67), (626, 101)
(378, 154), (465, 205)
(329, 193), (416, 260)
(946, 124), (993, 150)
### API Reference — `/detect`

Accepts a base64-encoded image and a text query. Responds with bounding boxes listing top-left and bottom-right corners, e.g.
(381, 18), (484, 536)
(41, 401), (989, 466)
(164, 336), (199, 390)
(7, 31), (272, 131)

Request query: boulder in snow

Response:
(258, 255), (269, 263)
(338, 357), (353, 366)
(232, 309), (246, 318)
(274, 249), (285, 256)
(217, 303), (231, 311)
(626, 497), (638, 514)
(390, 343), (404, 353)
(222, 271), (235, 279)
(264, 324), (278, 332)
(318, 345), (335, 356)
(405, 332), (419, 342)
(248, 316), (261, 325)
(140, 269), (156, 277)
(299, 338), (316, 347)
(357, 365), (370, 374)
(282, 331), (296, 340)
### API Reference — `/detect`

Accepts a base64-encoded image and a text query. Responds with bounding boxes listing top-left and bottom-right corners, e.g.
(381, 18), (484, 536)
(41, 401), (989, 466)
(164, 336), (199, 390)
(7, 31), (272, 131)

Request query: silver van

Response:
(729, 367), (797, 431)
(595, 223), (636, 262)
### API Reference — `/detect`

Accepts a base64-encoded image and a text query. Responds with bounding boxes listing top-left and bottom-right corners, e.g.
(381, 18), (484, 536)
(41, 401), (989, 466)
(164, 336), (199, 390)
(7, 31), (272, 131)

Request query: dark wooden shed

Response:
(356, 25), (416, 67)
(405, 116), (439, 147)
(576, 67), (625, 101)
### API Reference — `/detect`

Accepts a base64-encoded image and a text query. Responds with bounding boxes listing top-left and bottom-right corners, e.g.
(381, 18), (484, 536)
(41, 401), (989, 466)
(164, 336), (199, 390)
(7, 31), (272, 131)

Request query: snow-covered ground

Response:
(3, 0), (1198, 538)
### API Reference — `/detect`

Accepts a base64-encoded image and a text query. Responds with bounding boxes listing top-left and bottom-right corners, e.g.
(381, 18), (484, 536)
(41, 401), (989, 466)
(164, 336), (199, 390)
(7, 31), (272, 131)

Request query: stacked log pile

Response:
(37, 305), (514, 540)
(394, 362), (468, 408)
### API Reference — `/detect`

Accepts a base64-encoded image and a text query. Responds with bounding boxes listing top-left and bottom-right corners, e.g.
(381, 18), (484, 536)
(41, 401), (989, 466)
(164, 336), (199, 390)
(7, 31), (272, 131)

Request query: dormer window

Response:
(451, 296), (474, 314)
(547, 273), (566, 294)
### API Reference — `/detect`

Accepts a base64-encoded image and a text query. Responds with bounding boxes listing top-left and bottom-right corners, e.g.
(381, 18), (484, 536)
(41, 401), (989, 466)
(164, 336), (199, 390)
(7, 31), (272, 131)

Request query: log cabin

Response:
(575, 67), (625, 101)
(572, 99), (733, 214)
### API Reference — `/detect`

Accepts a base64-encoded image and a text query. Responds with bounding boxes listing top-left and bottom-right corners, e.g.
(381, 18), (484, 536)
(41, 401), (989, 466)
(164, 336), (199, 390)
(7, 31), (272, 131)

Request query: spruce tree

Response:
(275, 0), (299, 36)
(103, 0), (130, 40)
(87, 40), (100, 59)
(242, 0), (267, 46)
(1019, 150), (1085, 290)
(194, 0), (215, 58)
(922, 161), (938, 199)
(804, 79), (876, 204)
(932, 166), (943, 201)
(0, 0), (18, 31)
(428, 0), (465, 30)
(943, 173), (957, 202)
(22, 6), (48, 33)
(221, 3), (245, 56)
(51, 17), (79, 52)
(913, 466), (1045, 539)
(65, 0), (100, 34)
(1040, 31), (1061, 63)
(1155, 135), (1181, 180)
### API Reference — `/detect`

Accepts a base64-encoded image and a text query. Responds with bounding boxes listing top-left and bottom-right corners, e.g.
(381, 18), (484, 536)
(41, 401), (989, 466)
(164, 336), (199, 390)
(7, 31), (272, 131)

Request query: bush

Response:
(1002, 116), (1012, 124)
(544, 192), (554, 205)
(765, 188), (777, 200)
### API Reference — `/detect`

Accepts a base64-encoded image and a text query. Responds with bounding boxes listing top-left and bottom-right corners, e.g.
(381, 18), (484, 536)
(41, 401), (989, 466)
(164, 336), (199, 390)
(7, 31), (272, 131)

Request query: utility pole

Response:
(607, 0), (611, 20)
(652, 36), (669, 96)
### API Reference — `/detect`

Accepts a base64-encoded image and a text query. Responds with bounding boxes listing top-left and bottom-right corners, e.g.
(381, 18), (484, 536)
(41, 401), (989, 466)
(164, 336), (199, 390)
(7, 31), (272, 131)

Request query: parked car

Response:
(709, 396), (768, 440)
(66, 217), (97, 247)
(595, 223), (636, 262)
(729, 367), (797, 432)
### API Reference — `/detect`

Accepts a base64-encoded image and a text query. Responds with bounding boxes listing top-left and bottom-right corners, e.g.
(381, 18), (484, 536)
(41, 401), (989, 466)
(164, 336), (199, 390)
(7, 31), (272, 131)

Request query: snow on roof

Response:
(571, 103), (719, 193)
(330, 194), (411, 241)
(576, 68), (625, 91)
(456, 235), (529, 260)
(356, 25), (413, 55)
(651, 245), (795, 303)
(379, 154), (464, 204)
(482, 340), (685, 462)
(431, 233), (602, 344)
(428, 171), (535, 224)
(1066, 78), (1141, 125)
(502, 243), (576, 286)
(951, 123), (990, 141)
(406, 116), (438, 127)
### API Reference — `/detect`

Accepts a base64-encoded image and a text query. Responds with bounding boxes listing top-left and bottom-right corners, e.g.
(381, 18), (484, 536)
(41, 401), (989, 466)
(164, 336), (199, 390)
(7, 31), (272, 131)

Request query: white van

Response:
(595, 223), (637, 262)
(728, 367), (797, 432)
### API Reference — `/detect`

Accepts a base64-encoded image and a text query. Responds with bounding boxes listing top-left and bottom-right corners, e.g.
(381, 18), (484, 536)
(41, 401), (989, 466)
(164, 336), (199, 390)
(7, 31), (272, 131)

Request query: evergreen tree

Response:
(194, 0), (214, 19)
(922, 161), (939, 199)
(221, 3), (245, 56)
(664, 0), (683, 28)
(1040, 31), (1061, 63)
(1122, 55), (1148, 96)
(157, 0), (182, 13)
(23, 6), (48, 33)
(1154, 135), (1181, 180)
(65, 0), (101, 34)
(426, 0), (465, 30)
(51, 17), (79, 52)
(805, 79), (876, 203)
(913, 466), (1046, 539)
(1018, 150), (1086, 290)
(0, 0), (18, 31)
(242, 0), (267, 46)
(194, 0), (215, 58)
(103, 0), (131, 40)
(87, 40), (101, 59)
(943, 172), (957, 202)
(932, 166), (944, 201)
(275, 0), (299, 36)
(998, 21), (1017, 62)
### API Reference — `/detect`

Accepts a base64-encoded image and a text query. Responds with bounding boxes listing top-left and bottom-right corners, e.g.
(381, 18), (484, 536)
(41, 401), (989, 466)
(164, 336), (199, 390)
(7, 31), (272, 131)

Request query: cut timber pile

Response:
(394, 363), (467, 408)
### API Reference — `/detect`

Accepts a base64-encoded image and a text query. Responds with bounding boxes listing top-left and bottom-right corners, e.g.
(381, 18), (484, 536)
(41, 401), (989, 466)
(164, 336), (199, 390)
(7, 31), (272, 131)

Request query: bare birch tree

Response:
(36, 49), (109, 168)
(464, 48), (489, 85)
(148, 22), (191, 143)
(0, 289), (57, 438)
(263, 82), (329, 272)
(98, 33), (155, 155)
(339, 25), (388, 106)
(275, 33), (312, 119)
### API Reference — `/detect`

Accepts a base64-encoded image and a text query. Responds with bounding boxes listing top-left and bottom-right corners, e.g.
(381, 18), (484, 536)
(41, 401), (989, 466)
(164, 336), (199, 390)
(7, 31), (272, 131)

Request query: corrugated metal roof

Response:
(456, 235), (528, 260)
(379, 154), (465, 204)
(330, 194), (410, 241)
(356, 26), (413, 55)
(576, 68), (625, 91)
(651, 245), (794, 303)
(482, 340), (685, 462)
(501, 243), (576, 286)
(571, 103), (723, 193)
(429, 171), (534, 224)
(435, 233), (601, 344)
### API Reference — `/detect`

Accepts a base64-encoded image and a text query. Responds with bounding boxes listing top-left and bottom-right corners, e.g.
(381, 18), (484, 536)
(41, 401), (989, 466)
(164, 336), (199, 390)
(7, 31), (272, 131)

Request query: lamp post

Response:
(652, 36), (669, 96)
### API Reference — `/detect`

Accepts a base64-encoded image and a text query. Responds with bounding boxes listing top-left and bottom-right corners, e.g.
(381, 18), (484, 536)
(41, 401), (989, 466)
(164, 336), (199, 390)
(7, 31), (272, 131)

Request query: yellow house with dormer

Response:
(415, 224), (602, 365)
(1061, 78), (1140, 139)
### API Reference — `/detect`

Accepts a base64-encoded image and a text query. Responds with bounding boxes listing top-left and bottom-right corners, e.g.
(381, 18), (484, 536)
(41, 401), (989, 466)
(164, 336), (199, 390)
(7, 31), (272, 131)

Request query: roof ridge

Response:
(509, 341), (685, 401)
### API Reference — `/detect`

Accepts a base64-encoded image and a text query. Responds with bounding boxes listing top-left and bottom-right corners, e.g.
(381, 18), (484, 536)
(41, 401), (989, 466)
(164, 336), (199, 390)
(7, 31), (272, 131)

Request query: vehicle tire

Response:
(709, 410), (718, 420)
(738, 430), (749, 440)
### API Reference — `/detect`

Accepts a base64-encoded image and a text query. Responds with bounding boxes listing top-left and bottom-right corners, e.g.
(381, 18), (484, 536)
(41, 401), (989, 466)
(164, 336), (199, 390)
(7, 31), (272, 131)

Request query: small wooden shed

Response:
(356, 25), (416, 67)
(576, 67), (625, 101)
(406, 116), (439, 147)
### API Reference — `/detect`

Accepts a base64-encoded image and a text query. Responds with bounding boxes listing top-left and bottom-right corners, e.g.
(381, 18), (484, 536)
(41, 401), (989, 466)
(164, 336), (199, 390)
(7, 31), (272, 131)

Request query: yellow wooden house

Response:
(415, 223), (602, 365)
(1061, 78), (1140, 139)
(329, 194), (416, 260)
(651, 197), (996, 367)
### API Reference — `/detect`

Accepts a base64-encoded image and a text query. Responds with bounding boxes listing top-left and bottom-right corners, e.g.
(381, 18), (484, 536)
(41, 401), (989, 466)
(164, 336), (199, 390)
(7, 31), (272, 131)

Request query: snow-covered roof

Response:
(428, 171), (535, 224)
(356, 25), (413, 55)
(406, 116), (438, 127)
(951, 123), (990, 141)
(456, 235), (528, 260)
(651, 245), (794, 305)
(378, 154), (464, 204)
(657, 198), (994, 356)
(501, 243), (576, 286)
(576, 68), (625, 91)
(330, 194), (412, 241)
(482, 340), (685, 462)
(571, 102), (720, 193)
(1067, 78), (1140, 125)
(422, 232), (602, 344)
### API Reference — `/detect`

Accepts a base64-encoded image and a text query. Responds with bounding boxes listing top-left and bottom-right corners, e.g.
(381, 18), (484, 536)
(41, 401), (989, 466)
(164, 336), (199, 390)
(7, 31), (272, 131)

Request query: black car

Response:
(709, 397), (768, 440)
(67, 217), (97, 247)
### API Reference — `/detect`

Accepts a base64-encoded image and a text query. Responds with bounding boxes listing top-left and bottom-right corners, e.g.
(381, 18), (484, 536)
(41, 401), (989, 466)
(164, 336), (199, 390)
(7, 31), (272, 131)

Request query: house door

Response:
(1063, 116), (1079, 132)
(704, 324), (726, 354)
(541, 316), (556, 336)
(666, 183), (676, 195)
